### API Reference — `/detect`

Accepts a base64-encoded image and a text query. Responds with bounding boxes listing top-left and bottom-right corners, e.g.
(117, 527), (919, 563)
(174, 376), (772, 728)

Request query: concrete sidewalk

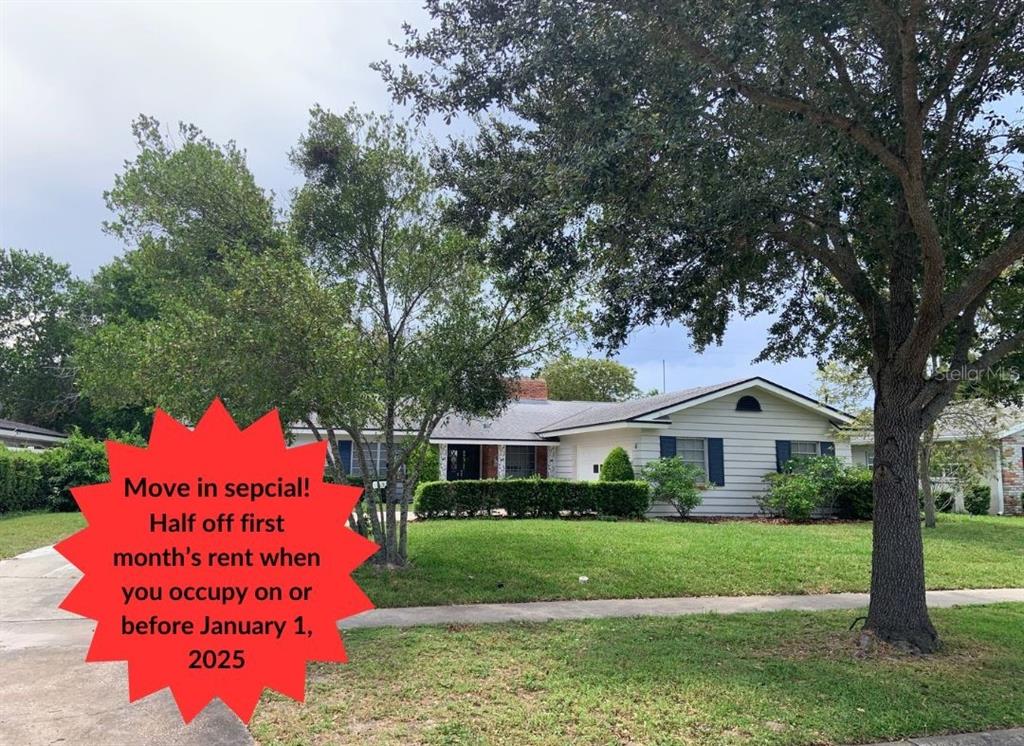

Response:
(0, 546), (253, 746)
(863, 727), (1024, 744)
(339, 587), (1024, 629)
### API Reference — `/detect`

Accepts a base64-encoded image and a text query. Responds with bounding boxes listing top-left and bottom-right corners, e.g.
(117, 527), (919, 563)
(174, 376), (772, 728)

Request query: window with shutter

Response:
(678, 437), (707, 478)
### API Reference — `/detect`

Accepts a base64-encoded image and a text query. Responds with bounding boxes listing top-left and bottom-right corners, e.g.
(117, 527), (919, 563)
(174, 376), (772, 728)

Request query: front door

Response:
(576, 445), (606, 481)
(447, 444), (481, 480)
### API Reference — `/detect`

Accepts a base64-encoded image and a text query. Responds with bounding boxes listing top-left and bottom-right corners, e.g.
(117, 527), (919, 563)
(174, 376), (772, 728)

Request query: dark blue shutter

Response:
(707, 437), (724, 486)
(659, 436), (677, 458)
(775, 440), (791, 472)
(819, 441), (836, 457)
(337, 440), (352, 475)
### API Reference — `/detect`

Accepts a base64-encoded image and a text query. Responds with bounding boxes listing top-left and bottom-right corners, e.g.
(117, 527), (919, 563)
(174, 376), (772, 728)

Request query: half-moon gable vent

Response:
(736, 395), (762, 412)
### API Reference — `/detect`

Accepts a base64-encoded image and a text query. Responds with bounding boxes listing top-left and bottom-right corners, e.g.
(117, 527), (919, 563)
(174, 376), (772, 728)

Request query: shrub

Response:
(599, 447), (634, 481)
(589, 481), (650, 518)
(964, 484), (991, 516)
(936, 490), (955, 513)
(0, 448), (48, 513)
(563, 480), (597, 516)
(47, 430), (109, 512)
(831, 467), (873, 520)
(759, 456), (845, 521)
(414, 478), (649, 519)
(413, 480), (494, 518)
(759, 471), (823, 521)
(640, 457), (705, 517)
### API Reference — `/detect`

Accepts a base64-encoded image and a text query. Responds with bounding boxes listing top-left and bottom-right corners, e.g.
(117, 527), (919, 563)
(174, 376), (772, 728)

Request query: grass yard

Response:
(356, 514), (1024, 608)
(252, 603), (1024, 745)
(0, 510), (85, 559)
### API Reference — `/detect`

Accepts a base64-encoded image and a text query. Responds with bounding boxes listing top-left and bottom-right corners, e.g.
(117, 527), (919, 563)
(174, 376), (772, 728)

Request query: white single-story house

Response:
(294, 377), (866, 517)
(0, 418), (67, 451)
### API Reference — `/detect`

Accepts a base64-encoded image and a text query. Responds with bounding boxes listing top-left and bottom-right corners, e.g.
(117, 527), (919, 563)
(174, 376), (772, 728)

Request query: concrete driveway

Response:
(0, 546), (253, 746)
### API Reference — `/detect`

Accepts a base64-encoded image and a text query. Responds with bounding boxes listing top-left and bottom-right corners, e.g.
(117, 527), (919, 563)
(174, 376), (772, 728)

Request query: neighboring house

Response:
(997, 424), (1024, 515)
(0, 418), (67, 451)
(849, 418), (1024, 516)
(293, 377), (857, 517)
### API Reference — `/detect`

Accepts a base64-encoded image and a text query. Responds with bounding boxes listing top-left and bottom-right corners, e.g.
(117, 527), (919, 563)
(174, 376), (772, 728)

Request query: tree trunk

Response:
(864, 372), (939, 652)
(920, 425), (936, 529)
(353, 436), (386, 565)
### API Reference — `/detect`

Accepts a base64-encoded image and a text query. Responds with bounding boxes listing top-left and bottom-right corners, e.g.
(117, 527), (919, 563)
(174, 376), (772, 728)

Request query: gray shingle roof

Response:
(432, 399), (614, 441)
(298, 376), (850, 442)
(0, 418), (67, 438)
(535, 379), (751, 434)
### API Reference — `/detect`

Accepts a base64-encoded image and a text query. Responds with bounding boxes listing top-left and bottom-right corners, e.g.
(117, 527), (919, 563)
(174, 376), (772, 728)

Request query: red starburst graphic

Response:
(55, 400), (378, 724)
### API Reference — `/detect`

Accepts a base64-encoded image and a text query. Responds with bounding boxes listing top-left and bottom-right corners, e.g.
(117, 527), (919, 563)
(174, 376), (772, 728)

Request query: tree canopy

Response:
(0, 249), (81, 429)
(539, 356), (640, 401)
(381, 0), (1024, 651)
(75, 111), (573, 565)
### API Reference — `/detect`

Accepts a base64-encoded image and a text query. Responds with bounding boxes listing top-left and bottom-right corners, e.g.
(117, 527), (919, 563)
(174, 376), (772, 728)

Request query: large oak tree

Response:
(381, 0), (1024, 650)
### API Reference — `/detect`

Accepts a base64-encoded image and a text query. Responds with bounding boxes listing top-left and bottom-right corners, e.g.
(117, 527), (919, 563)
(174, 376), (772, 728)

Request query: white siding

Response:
(851, 444), (873, 467)
(637, 389), (850, 516)
(554, 439), (577, 479)
(557, 429), (647, 480)
(558, 388), (849, 517)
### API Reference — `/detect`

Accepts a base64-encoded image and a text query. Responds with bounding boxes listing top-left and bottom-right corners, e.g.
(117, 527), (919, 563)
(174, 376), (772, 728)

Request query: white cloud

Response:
(1, 0), (426, 270)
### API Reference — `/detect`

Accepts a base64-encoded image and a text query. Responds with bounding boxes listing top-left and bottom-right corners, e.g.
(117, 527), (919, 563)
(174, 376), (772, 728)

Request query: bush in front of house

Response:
(759, 456), (850, 521)
(830, 466), (874, 520)
(640, 457), (705, 517)
(759, 470), (823, 521)
(599, 447), (635, 481)
(0, 448), (49, 513)
(414, 478), (650, 519)
(964, 484), (991, 515)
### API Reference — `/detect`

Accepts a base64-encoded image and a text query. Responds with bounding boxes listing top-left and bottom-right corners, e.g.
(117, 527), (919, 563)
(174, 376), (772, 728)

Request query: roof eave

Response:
(538, 420), (672, 437)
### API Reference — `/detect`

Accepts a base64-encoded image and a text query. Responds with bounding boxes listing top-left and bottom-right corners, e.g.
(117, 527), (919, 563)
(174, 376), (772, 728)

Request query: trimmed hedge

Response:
(414, 478), (651, 519)
(0, 448), (48, 513)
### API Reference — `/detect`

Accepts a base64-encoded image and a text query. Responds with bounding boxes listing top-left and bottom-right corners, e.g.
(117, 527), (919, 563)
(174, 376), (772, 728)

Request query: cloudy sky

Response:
(5, 1), (1006, 399)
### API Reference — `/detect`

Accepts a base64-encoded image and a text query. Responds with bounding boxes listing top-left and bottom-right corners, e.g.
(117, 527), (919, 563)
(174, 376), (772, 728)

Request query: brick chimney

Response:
(510, 378), (548, 400)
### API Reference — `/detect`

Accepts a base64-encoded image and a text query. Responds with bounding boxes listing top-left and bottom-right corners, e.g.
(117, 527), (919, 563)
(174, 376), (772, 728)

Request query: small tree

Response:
(640, 457), (704, 517)
(599, 447), (634, 481)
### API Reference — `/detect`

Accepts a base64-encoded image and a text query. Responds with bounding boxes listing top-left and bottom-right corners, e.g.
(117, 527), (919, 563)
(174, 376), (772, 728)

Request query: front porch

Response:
(438, 443), (557, 481)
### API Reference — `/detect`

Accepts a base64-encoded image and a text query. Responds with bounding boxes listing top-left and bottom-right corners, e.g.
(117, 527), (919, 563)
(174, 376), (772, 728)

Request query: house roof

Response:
(0, 418), (67, 444)
(293, 377), (849, 443)
(431, 376), (852, 442)
(432, 399), (609, 443)
(535, 379), (747, 434)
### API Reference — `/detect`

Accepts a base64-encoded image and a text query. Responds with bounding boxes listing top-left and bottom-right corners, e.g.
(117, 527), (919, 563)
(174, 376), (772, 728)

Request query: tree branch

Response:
(940, 226), (1024, 328)
(671, 34), (909, 180)
(894, 0), (947, 367)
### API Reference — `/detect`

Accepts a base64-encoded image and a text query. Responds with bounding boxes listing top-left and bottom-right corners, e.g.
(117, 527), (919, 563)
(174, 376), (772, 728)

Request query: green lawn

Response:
(356, 515), (1024, 608)
(0, 511), (86, 559)
(251, 603), (1024, 745)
